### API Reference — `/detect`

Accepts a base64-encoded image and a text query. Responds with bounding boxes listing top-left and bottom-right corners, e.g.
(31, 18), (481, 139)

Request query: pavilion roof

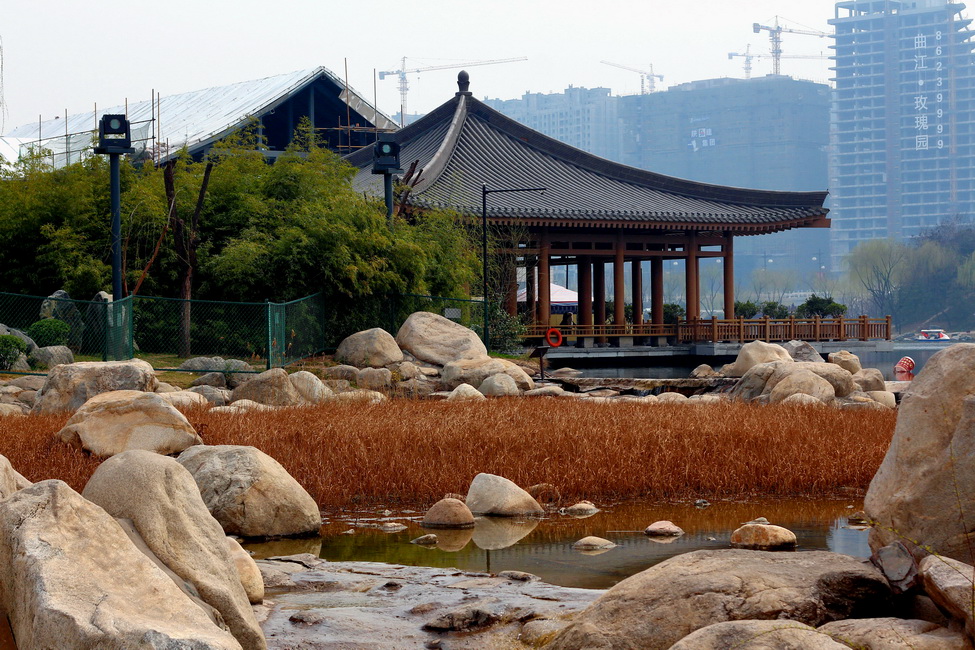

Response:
(346, 82), (829, 234)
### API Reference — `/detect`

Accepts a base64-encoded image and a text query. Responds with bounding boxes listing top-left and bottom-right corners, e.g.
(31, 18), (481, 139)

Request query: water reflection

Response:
(244, 498), (870, 590)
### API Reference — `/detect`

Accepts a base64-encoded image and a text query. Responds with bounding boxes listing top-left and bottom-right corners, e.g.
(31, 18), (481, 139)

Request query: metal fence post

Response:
(266, 300), (272, 370)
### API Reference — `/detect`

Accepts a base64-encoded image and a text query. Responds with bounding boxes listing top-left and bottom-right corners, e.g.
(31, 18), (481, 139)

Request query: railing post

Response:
(886, 315), (892, 340)
(711, 316), (718, 343)
(814, 315), (821, 341)
(860, 314), (868, 341)
(764, 315), (770, 342)
(266, 300), (272, 370)
(738, 316), (744, 343)
(788, 315), (795, 340)
(839, 316), (847, 342)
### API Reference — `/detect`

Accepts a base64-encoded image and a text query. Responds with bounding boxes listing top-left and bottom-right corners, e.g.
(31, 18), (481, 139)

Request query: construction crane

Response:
(600, 61), (664, 94)
(379, 56), (527, 127)
(752, 17), (828, 75)
(728, 44), (827, 79)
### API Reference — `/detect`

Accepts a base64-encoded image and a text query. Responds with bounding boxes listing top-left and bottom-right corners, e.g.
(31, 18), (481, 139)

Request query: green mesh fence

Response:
(1, 291), (486, 375)
(0, 292), (132, 373)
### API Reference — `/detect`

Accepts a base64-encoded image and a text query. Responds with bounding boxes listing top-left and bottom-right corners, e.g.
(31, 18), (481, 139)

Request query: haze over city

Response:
(3, 0), (840, 131)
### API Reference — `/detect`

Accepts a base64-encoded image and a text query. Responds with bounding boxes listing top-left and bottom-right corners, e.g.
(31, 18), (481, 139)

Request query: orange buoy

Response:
(545, 328), (563, 347)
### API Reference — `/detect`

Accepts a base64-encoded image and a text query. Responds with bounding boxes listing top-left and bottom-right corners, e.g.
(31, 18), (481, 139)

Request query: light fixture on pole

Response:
(94, 114), (135, 303)
(481, 184), (546, 353)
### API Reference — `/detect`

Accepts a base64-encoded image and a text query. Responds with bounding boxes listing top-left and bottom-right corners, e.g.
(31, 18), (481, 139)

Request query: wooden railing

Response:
(525, 315), (892, 344)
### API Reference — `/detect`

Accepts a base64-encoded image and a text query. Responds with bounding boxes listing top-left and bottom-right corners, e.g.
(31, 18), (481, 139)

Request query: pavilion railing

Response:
(525, 315), (892, 344)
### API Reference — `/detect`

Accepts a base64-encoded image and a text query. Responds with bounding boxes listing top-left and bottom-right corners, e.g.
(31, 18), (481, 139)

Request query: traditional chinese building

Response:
(347, 73), (830, 342)
(829, 0), (975, 268)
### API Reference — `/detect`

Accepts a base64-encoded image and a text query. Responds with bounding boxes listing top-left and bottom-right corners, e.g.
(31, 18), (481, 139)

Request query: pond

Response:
(244, 498), (869, 590)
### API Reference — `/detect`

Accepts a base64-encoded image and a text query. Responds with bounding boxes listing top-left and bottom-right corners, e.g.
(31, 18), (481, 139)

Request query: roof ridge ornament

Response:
(457, 71), (472, 96)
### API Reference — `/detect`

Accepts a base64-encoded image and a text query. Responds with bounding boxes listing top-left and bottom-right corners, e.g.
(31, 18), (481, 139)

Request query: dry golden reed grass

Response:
(0, 400), (895, 509)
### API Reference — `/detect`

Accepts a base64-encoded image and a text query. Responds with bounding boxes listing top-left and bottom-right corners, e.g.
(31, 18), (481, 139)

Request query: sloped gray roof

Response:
(4, 67), (396, 165)
(346, 91), (829, 233)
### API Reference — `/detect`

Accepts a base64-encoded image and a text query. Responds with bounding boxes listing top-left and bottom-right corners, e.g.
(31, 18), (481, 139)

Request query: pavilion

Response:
(346, 72), (829, 343)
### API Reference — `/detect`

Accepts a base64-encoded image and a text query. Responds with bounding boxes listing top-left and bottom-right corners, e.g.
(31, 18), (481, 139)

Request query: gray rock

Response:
(671, 620), (845, 649)
(866, 344), (975, 563)
(782, 340), (825, 363)
(852, 367), (886, 393)
(466, 473), (544, 517)
(288, 371), (331, 404)
(177, 445), (321, 538)
(357, 367), (393, 391)
(83, 451), (265, 649)
(28, 345), (73, 369)
(192, 372), (227, 388)
(548, 549), (891, 650)
(478, 372), (520, 396)
(188, 385), (231, 407)
(0, 324), (37, 354)
(0, 480), (240, 649)
(322, 378), (353, 393)
(322, 365), (359, 382)
(871, 541), (918, 592)
(396, 311), (487, 366)
(230, 368), (301, 407)
(335, 328), (403, 369)
(32, 359), (158, 414)
(818, 617), (970, 650)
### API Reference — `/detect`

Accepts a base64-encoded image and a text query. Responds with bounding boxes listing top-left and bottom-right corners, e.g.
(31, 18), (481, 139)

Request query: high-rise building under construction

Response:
(829, 0), (975, 267)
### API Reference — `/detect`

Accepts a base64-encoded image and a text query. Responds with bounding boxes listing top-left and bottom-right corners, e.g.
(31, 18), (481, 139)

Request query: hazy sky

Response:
(4, 1), (845, 132)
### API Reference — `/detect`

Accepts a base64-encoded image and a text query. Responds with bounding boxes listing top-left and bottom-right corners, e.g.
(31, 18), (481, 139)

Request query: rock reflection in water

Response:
(472, 517), (539, 550)
(243, 498), (870, 590)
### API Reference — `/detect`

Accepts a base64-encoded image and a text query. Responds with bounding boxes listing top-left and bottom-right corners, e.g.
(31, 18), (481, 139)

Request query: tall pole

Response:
(110, 152), (122, 301)
(482, 184), (489, 353)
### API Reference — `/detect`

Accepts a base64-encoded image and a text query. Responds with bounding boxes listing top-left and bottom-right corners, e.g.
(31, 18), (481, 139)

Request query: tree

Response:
(845, 239), (907, 318)
(759, 301), (790, 319)
(796, 294), (847, 318)
(734, 300), (759, 318)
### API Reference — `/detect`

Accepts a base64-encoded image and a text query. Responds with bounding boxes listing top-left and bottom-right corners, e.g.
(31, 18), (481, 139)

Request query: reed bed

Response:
(0, 400), (895, 509)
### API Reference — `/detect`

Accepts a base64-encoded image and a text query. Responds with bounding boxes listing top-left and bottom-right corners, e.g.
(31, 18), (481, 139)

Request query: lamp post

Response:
(94, 115), (135, 301)
(481, 184), (546, 353)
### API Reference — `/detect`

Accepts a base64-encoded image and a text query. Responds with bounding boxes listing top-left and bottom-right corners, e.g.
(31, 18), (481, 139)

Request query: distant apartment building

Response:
(619, 76), (832, 280)
(487, 77), (832, 282)
(483, 86), (621, 162)
(828, 0), (975, 267)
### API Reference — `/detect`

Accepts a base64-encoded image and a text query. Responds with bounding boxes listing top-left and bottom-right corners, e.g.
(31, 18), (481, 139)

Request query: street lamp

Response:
(481, 184), (546, 353)
(94, 114), (135, 302)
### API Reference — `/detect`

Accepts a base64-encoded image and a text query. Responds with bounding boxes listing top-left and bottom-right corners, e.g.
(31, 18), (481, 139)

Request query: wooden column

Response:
(685, 234), (700, 321)
(579, 256), (593, 330)
(632, 259), (643, 326)
(594, 259), (606, 343)
(650, 257), (664, 325)
(526, 257), (536, 323)
(613, 238), (625, 328)
(539, 233), (551, 327)
(723, 233), (735, 320)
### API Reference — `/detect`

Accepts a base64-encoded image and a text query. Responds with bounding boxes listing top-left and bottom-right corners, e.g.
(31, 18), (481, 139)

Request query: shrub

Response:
(0, 335), (28, 370)
(796, 294), (848, 318)
(759, 301), (790, 319)
(662, 303), (685, 324)
(26, 318), (71, 348)
(735, 300), (759, 318)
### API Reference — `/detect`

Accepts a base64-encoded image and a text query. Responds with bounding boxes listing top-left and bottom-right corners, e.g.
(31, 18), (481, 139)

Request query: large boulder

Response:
(82, 451), (265, 650)
(230, 368), (301, 407)
(0, 479), (241, 649)
(32, 359), (158, 414)
(396, 311), (487, 366)
(478, 373), (520, 397)
(189, 385), (232, 406)
(177, 445), (321, 538)
(157, 389), (210, 410)
(422, 498), (476, 529)
(442, 357), (535, 391)
(357, 367), (393, 391)
(28, 345), (74, 369)
(852, 367), (886, 393)
(918, 554), (975, 635)
(334, 328), (403, 368)
(722, 340), (793, 378)
(728, 361), (789, 401)
(466, 473), (544, 517)
(767, 369), (835, 404)
(782, 340), (826, 363)
(865, 344), (975, 563)
(288, 370), (331, 404)
(0, 454), (31, 499)
(447, 383), (486, 401)
(548, 549), (891, 650)
(670, 620), (846, 649)
(57, 390), (202, 457)
(828, 349), (862, 375)
(818, 617), (970, 650)
(765, 361), (857, 398)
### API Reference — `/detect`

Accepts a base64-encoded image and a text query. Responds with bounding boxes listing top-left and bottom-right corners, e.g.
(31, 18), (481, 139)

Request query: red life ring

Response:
(545, 328), (563, 347)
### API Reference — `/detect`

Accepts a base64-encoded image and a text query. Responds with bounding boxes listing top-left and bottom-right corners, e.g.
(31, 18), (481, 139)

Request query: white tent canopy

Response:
(517, 283), (578, 313)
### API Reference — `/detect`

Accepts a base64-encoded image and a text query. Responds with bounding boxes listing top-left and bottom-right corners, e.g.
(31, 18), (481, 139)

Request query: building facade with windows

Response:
(829, 0), (975, 267)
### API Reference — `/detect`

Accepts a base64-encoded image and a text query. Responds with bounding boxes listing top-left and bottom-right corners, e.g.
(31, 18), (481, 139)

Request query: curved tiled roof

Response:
(347, 92), (829, 234)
